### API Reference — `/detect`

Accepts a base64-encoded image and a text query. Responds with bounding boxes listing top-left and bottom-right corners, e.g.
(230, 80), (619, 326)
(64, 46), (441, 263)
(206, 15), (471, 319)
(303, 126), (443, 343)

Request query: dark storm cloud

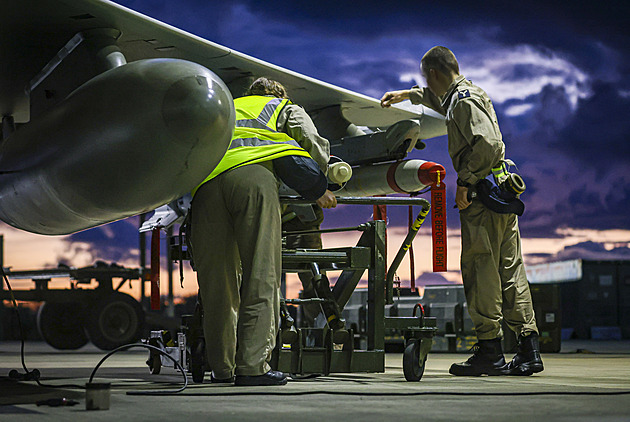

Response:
(113, 0), (628, 98)
(506, 96), (630, 235)
(223, 0), (571, 39)
(96, 0), (630, 244)
(59, 218), (141, 265)
(114, 0), (234, 41)
(555, 82), (630, 167)
(223, 0), (630, 62)
(498, 85), (630, 235)
(498, 64), (567, 82)
(485, 1), (630, 59)
(554, 241), (630, 261)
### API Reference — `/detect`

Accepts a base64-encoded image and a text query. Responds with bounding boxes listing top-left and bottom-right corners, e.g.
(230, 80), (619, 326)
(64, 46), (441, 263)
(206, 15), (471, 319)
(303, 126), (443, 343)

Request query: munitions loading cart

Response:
(149, 196), (437, 381)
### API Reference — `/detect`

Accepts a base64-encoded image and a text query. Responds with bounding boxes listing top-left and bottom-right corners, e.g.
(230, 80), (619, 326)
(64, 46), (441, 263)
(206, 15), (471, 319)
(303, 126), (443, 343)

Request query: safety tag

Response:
(431, 182), (447, 272)
(150, 227), (161, 310)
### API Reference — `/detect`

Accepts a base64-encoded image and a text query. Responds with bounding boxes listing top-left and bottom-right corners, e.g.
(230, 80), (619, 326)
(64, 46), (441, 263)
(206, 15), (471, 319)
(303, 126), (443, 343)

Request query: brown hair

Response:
(421, 46), (460, 77)
(246, 77), (288, 98)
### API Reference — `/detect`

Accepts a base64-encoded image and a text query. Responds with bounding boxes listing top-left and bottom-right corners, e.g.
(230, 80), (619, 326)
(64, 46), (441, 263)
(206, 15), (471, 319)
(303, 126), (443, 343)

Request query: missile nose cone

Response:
(162, 73), (234, 146)
(418, 161), (446, 186)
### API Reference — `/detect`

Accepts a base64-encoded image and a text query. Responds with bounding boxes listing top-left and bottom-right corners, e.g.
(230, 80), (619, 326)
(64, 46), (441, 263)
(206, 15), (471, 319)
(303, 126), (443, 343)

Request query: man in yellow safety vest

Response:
(190, 77), (336, 386)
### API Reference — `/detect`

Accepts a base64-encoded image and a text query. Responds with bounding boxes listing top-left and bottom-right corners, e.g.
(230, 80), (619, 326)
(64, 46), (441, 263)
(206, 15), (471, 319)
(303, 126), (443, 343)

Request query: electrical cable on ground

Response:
(92, 344), (188, 395)
(2, 265), (189, 395)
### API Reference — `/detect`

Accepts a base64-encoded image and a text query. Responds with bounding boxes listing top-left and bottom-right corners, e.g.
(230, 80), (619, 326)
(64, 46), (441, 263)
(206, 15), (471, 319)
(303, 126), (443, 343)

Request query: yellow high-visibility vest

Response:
(193, 95), (312, 196)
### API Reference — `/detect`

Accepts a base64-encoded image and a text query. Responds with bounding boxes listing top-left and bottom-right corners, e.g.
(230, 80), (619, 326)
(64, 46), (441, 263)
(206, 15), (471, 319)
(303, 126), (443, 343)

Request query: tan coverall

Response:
(190, 100), (329, 379)
(409, 75), (538, 340)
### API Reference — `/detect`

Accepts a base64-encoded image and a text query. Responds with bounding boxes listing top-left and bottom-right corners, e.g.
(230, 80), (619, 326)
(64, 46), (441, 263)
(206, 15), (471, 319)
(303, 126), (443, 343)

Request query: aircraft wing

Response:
(1, 0), (443, 131)
(0, 0), (446, 235)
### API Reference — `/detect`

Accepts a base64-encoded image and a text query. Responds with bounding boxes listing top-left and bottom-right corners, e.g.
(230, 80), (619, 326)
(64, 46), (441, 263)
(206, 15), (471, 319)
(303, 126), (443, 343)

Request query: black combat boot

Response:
(505, 333), (544, 376)
(449, 338), (508, 376)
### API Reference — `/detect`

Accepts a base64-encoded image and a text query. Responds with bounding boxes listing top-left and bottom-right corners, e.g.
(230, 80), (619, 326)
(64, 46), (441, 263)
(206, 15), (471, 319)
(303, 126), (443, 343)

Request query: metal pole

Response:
(166, 227), (174, 318)
(386, 205), (430, 304)
(280, 195), (431, 207)
(283, 224), (370, 237)
(139, 213), (147, 309)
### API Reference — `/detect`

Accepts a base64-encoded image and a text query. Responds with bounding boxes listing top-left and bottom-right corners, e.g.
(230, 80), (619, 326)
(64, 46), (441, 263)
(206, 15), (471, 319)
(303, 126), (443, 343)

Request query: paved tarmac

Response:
(1, 340), (630, 421)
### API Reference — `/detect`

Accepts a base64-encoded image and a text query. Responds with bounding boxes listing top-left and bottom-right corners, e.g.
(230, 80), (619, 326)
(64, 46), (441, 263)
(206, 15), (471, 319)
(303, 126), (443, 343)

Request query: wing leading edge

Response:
(1, 0), (445, 132)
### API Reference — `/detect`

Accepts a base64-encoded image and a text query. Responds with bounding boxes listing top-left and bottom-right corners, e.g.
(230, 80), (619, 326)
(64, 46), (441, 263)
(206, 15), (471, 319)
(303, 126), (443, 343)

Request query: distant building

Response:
(526, 259), (630, 339)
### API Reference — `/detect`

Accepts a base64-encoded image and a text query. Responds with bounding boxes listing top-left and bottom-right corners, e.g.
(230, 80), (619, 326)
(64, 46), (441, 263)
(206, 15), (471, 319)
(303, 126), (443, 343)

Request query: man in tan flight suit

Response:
(190, 77), (336, 386)
(381, 46), (543, 376)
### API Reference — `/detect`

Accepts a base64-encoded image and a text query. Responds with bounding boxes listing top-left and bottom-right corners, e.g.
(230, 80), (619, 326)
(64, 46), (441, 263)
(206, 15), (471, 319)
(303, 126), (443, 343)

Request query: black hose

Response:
(88, 343), (188, 395)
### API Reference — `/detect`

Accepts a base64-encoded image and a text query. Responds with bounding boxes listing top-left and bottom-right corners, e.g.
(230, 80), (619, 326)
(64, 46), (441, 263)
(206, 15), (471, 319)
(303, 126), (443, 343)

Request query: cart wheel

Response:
(148, 353), (162, 374)
(37, 302), (89, 350)
(403, 340), (426, 381)
(147, 338), (162, 375)
(85, 292), (144, 350)
(190, 338), (206, 383)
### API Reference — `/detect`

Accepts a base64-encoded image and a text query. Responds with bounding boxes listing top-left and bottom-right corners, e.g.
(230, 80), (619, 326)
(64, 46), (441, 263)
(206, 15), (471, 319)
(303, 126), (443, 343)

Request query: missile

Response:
(335, 160), (445, 197)
(0, 59), (235, 235)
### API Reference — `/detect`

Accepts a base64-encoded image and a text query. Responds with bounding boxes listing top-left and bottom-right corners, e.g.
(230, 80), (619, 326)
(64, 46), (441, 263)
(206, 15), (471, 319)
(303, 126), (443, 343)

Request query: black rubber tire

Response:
(37, 302), (89, 350)
(403, 340), (426, 381)
(85, 292), (144, 351)
(149, 353), (162, 375)
(147, 338), (162, 375)
(190, 338), (206, 383)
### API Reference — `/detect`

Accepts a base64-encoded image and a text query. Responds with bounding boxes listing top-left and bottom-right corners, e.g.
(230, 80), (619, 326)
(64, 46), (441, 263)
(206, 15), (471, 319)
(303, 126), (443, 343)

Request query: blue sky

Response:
(4, 0), (629, 287)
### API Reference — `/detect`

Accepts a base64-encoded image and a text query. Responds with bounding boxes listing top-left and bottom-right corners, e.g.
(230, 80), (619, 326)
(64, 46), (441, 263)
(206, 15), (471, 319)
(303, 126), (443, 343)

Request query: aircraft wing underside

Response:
(0, 0), (447, 236)
(1, 0), (441, 129)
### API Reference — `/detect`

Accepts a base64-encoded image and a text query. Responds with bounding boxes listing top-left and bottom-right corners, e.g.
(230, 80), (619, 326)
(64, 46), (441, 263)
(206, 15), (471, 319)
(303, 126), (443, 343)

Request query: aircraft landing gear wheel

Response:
(403, 340), (426, 381)
(85, 292), (144, 350)
(37, 302), (89, 350)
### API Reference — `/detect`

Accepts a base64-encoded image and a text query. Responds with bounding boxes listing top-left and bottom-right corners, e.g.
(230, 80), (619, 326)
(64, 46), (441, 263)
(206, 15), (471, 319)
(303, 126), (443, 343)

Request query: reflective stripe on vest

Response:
(491, 161), (509, 185)
(192, 96), (312, 196)
(234, 96), (287, 132)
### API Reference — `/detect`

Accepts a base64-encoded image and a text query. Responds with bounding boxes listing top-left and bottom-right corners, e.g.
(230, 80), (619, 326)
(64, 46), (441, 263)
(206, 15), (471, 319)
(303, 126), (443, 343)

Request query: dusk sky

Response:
(2, 0), (629, 297)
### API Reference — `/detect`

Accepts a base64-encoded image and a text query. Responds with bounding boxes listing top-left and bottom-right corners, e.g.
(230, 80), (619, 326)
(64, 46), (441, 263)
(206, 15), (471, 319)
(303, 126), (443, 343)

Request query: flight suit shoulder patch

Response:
(457, 89), (471, 99)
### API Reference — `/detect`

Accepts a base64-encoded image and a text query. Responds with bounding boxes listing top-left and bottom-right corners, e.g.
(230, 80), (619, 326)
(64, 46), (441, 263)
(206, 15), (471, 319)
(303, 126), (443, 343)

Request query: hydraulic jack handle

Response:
(386, 202), (431, 304)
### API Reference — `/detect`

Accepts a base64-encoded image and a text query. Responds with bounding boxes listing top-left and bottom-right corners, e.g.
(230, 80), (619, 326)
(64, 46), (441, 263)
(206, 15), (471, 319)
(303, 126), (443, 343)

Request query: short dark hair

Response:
(421, 46), (459, 77)
(246, 77), (288, 98)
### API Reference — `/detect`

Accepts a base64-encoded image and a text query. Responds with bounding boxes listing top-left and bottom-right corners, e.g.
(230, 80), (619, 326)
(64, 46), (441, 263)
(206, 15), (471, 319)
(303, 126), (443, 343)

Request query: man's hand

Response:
(316, 189), (337, 209)
(380, 90), (411, 108)
(455, 185), (472, 210)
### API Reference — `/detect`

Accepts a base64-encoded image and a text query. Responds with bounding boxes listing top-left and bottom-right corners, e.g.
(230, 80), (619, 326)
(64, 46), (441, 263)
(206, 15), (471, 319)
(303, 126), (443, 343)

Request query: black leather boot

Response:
(235, 370), (288, 386)
(449, 338), (508, 376)
(505, 333), (544, 375)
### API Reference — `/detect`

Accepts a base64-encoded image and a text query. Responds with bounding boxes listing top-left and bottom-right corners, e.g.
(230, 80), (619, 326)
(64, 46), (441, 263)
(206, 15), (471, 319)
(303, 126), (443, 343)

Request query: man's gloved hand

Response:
(316, 189), (337, 209)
